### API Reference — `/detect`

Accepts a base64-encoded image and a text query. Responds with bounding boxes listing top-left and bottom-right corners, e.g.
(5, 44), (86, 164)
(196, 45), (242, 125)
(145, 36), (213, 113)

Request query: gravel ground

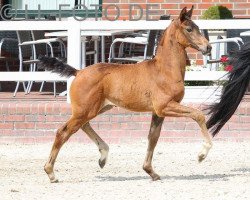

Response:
(0, 141), (249, 200)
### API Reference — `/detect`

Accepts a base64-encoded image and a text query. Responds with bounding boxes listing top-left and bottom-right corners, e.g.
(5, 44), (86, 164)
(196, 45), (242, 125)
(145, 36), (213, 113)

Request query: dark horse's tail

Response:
(38, 56), (78, 77)
(206, 42), (250, 137)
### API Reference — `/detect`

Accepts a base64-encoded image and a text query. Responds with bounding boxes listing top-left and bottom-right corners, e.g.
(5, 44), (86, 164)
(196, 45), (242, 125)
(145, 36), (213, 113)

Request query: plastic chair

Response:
(108, 15), (170, 63)
(32, 30), (67, 58)
(14, 31), (36, 96)
(31, 30), (67, 95)
(14, 31), (65, 97)
(227, 29), (249, 53)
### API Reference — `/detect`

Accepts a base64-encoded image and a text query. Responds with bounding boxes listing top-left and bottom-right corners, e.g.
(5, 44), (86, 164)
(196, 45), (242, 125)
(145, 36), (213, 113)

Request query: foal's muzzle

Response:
(201, 44), (212, 56)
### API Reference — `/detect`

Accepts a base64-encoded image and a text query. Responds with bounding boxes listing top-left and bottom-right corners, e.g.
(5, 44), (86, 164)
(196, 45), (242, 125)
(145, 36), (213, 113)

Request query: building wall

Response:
(102, 0), (250, 65)
(0, 102), (249, 144)
(102, 0), (250, 20)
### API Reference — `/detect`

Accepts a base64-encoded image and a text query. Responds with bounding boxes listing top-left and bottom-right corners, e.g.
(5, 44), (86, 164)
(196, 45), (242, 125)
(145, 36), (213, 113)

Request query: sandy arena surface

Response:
(0, 141), (249, 200)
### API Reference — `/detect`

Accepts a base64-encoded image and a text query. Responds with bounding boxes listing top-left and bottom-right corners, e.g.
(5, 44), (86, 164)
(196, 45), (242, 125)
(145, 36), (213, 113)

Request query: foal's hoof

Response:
(99, 149), (108, 169)
(50, 178), (59, 183)
(198, 142), (212, 163)
(198, 153), (206, 163)
(99, 158), (106, 169)
(152, 174), (161, 181)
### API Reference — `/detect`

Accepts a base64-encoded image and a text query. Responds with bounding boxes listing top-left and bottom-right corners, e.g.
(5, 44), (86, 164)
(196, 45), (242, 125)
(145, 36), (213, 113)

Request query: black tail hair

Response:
(206, 42), (250, 137)
(38, 56), (78, 77)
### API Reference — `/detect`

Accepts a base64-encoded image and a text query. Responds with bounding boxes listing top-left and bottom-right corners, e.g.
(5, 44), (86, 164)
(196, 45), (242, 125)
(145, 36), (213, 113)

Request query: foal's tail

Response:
(38, 56), (78, 77)
(206, 42), (250, 137)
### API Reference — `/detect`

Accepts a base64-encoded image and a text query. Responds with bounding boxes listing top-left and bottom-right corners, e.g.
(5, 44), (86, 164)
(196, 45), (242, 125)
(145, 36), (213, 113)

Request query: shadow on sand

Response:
(96, 168), (249, 182)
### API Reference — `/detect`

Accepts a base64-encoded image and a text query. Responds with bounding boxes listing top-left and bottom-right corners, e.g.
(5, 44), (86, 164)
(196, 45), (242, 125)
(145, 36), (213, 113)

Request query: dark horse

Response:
(206, 42), (250, 135)
(38, 7), (249, 183)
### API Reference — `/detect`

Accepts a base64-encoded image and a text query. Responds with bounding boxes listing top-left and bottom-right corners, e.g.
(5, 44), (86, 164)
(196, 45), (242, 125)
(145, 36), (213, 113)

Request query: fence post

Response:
(67, 19), (81, 103)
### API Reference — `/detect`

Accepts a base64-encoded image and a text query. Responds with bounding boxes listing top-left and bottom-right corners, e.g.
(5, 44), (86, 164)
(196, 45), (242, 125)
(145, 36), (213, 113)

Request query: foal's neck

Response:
(155, 23), (187, 79)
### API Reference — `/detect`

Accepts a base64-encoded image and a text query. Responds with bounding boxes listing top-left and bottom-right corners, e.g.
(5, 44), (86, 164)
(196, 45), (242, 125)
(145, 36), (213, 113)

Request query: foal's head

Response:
(172, 6), (211, 55)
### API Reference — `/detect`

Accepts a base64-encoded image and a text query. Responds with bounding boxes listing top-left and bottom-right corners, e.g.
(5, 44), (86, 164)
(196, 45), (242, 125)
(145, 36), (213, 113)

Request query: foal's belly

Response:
(102, 67), (155, 112)
(105, 90), (154, 112)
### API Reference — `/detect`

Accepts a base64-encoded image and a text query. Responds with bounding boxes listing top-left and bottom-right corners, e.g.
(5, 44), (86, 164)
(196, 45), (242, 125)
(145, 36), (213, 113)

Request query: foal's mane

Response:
(157, 28), (167, 48)
(157, 19), (174, 49)
(155, 19), (174, 54)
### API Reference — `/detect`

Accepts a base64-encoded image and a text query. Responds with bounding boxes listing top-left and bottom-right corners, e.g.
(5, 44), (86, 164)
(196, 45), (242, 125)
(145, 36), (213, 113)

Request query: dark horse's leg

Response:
(143, 113), (164, 181)
(81, 105), (113, 168)
(44, 116), (86, 183)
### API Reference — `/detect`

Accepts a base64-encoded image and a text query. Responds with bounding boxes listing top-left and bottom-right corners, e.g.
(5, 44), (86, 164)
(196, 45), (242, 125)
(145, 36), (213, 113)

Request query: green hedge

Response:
(201, 5), (233, 19)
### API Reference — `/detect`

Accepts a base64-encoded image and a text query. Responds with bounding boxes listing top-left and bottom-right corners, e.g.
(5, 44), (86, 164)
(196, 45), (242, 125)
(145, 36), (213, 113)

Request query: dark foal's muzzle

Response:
(201, 44), (212, 56)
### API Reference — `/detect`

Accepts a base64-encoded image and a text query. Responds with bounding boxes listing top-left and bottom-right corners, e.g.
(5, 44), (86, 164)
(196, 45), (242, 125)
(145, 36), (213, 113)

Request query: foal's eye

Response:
(186, 27), (192, 32)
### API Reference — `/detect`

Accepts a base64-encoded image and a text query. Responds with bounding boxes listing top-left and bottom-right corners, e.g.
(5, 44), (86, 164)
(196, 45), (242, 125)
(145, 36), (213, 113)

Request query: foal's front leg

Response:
(143, 113), (164, 181)
(159, 101), (212, 162)
(44, 117), (84, 183)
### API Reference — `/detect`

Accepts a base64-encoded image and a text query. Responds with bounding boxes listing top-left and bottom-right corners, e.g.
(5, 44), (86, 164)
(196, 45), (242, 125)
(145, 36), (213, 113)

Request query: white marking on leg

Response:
(100, 149), (109, 162)
(198, 142), (212, 162)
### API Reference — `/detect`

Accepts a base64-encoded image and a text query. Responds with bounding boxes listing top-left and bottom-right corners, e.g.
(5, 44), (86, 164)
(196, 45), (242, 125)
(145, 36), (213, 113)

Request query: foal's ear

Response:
(186, 5), (194, 19)
(179, 7), (187, 22)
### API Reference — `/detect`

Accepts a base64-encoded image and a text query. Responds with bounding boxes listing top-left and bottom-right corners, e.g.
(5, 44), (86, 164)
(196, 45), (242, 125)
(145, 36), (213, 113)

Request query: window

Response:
(12, 0), (75, 10)
(8, 0), (102, 19)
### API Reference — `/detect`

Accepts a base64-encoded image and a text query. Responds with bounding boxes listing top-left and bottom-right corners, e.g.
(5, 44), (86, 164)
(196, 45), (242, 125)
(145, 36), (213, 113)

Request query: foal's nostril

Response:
(201, 44), (212, 55)
(207, 45), (212, 53)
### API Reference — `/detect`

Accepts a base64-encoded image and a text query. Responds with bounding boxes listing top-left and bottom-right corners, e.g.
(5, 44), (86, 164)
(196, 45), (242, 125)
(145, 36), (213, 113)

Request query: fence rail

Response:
(0, 71), (228, 82)
(0, 72), (67, 81)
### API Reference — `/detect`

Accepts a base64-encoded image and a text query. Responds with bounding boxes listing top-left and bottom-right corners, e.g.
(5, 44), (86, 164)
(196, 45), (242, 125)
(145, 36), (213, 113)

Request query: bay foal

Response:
(40, 6), (212, 182)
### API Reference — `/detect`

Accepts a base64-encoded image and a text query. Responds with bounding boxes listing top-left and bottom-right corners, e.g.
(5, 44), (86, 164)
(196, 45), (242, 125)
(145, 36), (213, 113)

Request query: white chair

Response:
(15, 31), (66, 97)
(31, 30), (67, 95)
(108, 34), (149, 63)
(108, 15), (170, 63)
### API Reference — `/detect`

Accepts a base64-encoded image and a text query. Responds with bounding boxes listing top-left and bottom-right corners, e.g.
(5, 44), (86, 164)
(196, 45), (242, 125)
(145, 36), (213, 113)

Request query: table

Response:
(45, 30), (133, 68)
(240, 30), (250, 36)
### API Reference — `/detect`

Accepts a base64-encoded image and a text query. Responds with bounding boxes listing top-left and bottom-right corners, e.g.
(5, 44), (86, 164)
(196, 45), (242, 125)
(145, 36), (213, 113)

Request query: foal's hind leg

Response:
(160, 101), (212, 162)
(81, 122), (109, 168)
(44, 116), (85, 183)
(81, 105), (113, 168)
(143, 113), (164, 181)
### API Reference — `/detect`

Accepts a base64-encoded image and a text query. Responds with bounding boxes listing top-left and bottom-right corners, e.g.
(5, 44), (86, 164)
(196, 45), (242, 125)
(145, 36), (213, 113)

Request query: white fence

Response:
(0, 19), (250, 102)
